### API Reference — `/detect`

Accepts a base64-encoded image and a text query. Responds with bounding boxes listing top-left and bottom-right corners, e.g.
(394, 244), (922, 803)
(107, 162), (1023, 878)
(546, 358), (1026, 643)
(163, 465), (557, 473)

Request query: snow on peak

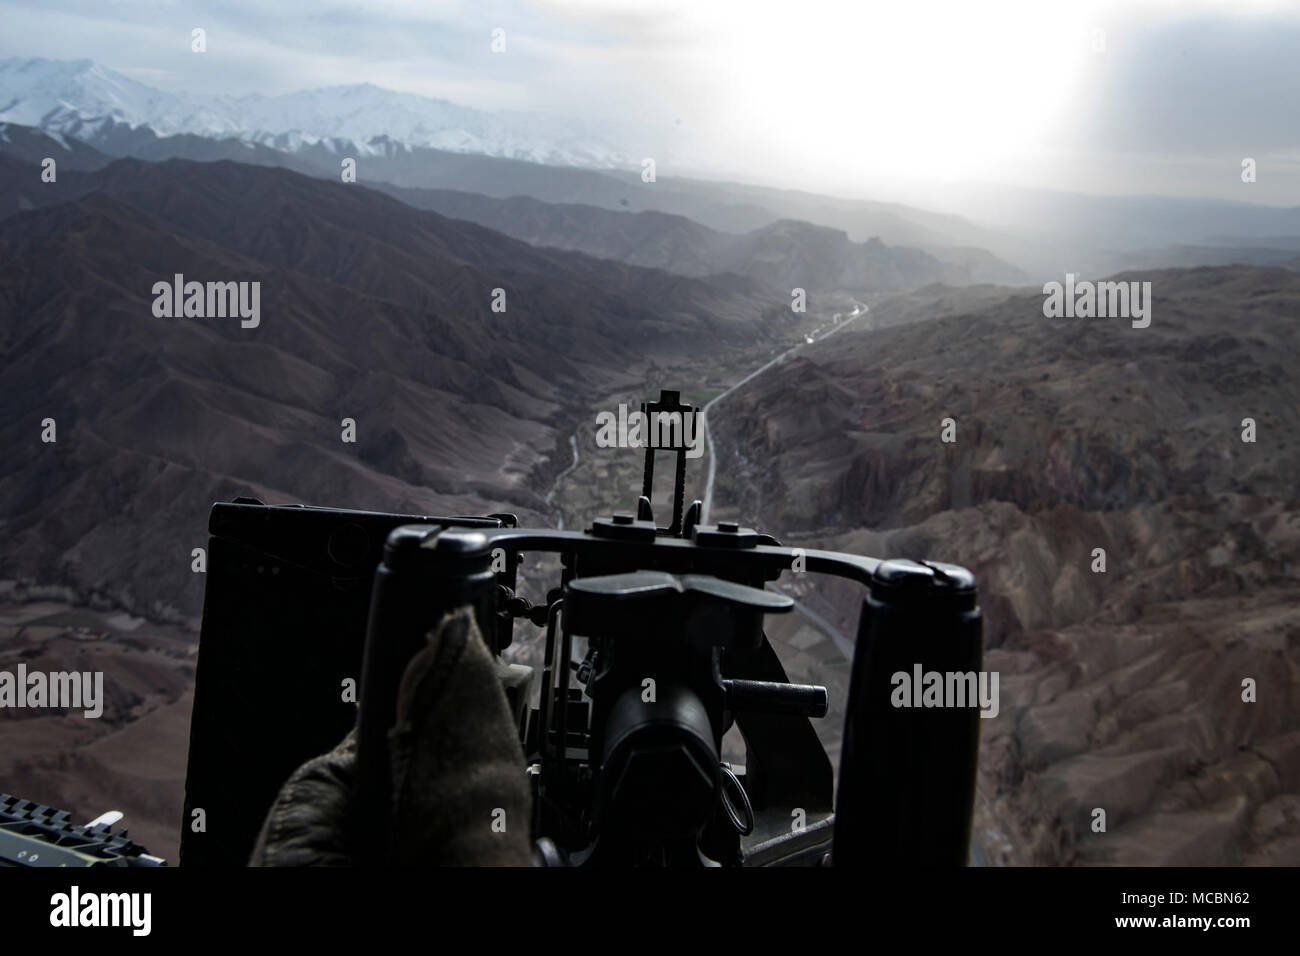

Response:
(0, 56), (637, 168)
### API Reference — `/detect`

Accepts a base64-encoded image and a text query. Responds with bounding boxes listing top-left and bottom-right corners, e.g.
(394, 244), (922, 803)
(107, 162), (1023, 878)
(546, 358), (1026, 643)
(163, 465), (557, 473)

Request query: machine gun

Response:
(0, 794), (166, 867)
(181, 389), (983, 867)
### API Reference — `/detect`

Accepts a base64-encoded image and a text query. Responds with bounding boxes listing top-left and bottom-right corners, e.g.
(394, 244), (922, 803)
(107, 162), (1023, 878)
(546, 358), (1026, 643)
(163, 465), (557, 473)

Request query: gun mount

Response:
(180, 390), (983, 867)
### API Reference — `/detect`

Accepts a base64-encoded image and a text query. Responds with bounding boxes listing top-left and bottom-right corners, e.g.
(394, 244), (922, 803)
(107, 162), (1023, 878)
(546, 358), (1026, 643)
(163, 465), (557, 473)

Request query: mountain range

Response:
(6, 57), (1300, 280)
(0, 58), (1030, 279)
(0, 57), (635, 168)
(0, 151), (787, 623)
(0, 123), (1007, 293)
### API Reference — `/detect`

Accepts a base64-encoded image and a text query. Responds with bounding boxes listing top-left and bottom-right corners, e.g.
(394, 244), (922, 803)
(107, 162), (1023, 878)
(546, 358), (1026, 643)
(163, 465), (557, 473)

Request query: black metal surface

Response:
(353, 524), (499, 863)
(833, 559), (983, 866)
(723, 678), (828, 718)
(180, 503), (507, 867)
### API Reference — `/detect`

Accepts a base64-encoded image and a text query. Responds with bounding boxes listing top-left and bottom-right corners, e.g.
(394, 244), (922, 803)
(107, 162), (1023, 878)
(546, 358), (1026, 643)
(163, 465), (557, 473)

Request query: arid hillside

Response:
(710, 267), (1300, 864)
(0, 155), (787, 625)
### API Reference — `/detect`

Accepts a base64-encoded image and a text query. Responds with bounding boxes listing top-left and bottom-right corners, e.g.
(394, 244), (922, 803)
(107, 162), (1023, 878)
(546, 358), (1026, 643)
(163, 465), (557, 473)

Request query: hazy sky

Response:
(2, 0), (1298, 204)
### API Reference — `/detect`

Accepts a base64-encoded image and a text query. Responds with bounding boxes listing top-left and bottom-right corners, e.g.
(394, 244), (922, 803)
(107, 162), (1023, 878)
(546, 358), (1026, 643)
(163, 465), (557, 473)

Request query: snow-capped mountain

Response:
(0, 57), (638, 168)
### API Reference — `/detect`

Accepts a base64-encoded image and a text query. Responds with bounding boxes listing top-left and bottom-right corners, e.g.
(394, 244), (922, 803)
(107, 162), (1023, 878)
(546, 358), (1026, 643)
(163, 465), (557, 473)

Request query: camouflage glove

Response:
(250, 606), (532, 866)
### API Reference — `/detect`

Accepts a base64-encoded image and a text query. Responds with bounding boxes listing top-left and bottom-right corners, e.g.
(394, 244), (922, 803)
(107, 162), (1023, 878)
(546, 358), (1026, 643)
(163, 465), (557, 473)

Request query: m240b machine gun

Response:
(180, 390), (983, 867)
(0, 795), (165, 867)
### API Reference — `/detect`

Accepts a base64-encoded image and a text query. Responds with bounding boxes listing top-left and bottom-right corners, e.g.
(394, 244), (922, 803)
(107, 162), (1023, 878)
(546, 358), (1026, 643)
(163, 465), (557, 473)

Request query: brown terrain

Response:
(4, 141), (1298, 867)
(710, 267), (1300, 864)
(0, 152), (806, 860)
(0, 582), (193, 860)
(375, 186), (1003, 293)
(0, 153), (790, 624)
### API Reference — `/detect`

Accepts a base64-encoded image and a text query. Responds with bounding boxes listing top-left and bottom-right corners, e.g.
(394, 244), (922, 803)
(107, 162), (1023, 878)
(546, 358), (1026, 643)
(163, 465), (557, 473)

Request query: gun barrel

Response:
(723, 679), (828, 718)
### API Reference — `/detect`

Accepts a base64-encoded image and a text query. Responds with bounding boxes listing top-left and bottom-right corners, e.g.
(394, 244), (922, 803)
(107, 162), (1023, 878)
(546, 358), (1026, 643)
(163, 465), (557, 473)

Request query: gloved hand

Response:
(249, 605), (533, 866)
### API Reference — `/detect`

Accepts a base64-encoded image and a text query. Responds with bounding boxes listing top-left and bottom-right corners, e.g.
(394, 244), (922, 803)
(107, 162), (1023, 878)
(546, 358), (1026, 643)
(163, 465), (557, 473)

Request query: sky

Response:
(1, 0), (1297, 205)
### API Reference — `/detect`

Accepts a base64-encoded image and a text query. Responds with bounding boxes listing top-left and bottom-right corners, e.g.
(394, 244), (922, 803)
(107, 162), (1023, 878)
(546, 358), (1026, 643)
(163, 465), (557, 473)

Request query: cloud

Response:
(0, 0), (1297, 201)
(1071, 12), (1300, 155)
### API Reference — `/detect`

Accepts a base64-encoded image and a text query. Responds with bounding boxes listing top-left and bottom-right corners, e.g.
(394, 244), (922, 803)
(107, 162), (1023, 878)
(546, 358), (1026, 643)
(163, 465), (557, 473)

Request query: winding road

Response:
(546, 297), (868, 530)
(694, 297), (991, 867)
(701, 299), (869, 523)
(545, 432), (579, 529)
